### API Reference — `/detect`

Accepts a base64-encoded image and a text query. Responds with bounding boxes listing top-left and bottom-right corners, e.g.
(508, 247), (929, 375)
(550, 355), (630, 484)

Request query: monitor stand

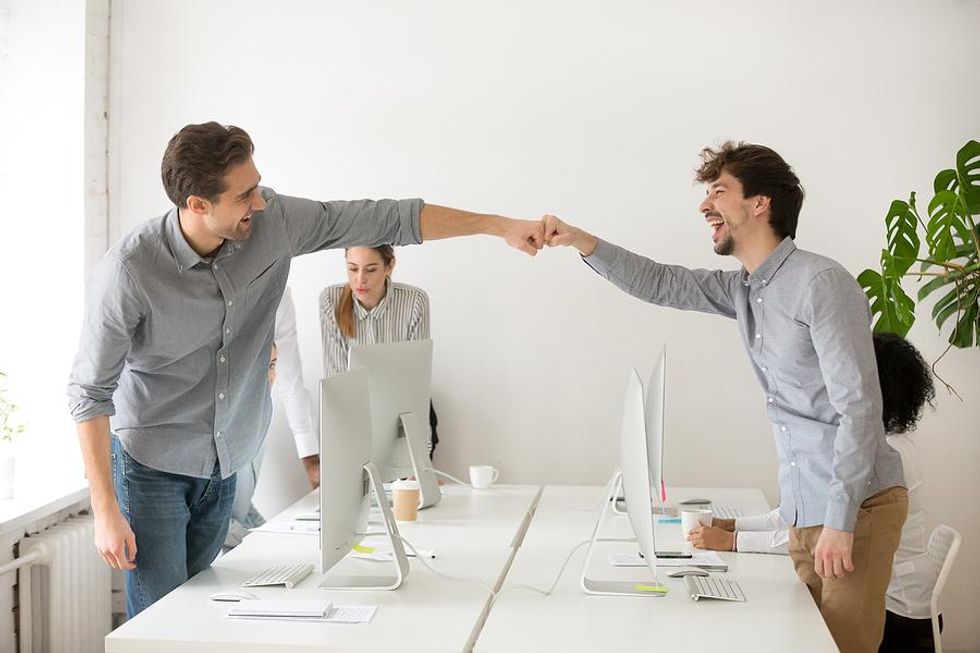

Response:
(610, 474), (670, 516)
(580, 470), (665, 597)
(319, 461), (410, 591)
(399, 412), (442, 509)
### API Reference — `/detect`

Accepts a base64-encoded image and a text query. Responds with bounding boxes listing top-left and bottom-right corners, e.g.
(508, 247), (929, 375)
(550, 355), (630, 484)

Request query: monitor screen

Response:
(645, 345), (667, 506)
(619, 368), (658, 578)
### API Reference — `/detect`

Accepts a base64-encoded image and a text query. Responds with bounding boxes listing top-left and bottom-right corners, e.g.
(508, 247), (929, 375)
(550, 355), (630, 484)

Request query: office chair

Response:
(927, 524), (961, 653)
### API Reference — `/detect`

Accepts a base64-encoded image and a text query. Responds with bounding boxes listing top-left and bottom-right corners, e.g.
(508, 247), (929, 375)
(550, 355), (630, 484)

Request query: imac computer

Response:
(348, 339), (441, 509)
(318, 369), (409, 590)
(580, 368), (664, 596)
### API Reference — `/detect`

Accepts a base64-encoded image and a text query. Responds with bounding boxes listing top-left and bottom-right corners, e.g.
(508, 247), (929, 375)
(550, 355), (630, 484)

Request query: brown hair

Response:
(337, 246), (396, 339)
(161, 122), (254, 208)
(695, 141), (805, 240)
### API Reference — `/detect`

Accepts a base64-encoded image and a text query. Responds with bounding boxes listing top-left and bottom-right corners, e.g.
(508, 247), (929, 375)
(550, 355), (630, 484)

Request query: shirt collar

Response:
(354, 279), (392, 321)
(165, 208), (242, 273)
(743, 236), (797, 286)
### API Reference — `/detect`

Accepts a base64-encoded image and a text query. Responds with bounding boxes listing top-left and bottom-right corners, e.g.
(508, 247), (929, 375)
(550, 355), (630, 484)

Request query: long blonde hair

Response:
(336, 245), (396, 339)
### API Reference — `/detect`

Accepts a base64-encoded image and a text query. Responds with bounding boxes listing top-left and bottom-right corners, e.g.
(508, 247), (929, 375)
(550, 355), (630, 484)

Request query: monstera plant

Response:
(858, 139), (979, 385)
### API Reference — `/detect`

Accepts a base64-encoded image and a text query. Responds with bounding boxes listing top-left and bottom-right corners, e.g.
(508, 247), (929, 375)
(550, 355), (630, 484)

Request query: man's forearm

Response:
(419, 204), (505, 240)
(77, 416), (118, 515)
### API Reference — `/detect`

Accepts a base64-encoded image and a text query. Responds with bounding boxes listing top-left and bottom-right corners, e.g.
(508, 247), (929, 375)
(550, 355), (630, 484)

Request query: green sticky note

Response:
(634, 583), (668, 593)
(353, 544), (376, 553)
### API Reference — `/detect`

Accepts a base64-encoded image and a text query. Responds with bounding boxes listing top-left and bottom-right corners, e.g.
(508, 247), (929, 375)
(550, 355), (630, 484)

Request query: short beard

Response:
(714, 234), (735, 256)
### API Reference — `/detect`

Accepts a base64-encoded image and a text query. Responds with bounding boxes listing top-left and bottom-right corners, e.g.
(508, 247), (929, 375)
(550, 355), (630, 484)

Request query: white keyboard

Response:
(686, 575), (746, 602)
(241, 563), (314, 589)
(710, 505), (745, 520)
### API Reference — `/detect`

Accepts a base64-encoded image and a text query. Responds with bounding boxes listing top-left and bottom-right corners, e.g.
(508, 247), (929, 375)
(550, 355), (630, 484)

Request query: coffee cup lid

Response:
(392, 479), (420, 491)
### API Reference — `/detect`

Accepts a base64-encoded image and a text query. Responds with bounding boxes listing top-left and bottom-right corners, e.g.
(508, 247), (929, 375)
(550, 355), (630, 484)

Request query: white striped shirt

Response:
(318, 280), (430, 379)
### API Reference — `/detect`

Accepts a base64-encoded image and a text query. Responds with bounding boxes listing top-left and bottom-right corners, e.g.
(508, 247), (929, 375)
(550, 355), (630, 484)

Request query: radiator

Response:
(17, 514), (112, 653)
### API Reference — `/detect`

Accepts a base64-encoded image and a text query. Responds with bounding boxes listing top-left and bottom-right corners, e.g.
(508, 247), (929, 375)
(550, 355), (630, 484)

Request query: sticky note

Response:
(656, 517), (681, 524)
(353, 544), (376, 553)
(634, 583), (668, 593)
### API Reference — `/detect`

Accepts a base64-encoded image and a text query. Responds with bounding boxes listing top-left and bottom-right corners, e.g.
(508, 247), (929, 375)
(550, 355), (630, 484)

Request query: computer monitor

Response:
(318, 369), (409, 590)
(645, 345), (667, 508)
(347, 339), (441, 509)
(581, 369), (662, 596)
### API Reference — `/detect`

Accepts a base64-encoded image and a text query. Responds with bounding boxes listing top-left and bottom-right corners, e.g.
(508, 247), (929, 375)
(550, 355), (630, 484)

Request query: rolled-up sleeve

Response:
(270, 190), (423, 257)
(800, 268), (883, 532)
(67, 257), (145, 422)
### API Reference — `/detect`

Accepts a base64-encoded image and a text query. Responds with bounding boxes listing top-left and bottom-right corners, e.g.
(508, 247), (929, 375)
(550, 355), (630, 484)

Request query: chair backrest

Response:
(927, 524), (961, 653)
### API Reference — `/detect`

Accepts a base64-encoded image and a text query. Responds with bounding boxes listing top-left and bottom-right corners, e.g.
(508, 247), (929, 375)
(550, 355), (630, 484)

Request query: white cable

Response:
(431, 468), (469, 486)
(431, 467), (533, 512)
(394, 534), (497, 598)
(490, 539), (590, 608)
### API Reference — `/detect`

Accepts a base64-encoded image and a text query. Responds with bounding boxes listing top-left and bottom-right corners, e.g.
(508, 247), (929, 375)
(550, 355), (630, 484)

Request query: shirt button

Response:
(790, 461), (797, 467)
(213, 263), (219, 270)
(768, 397), (774, 403)
(762, 279), (768, 285)
(218, 393), (225, 400)
(780, 426), (787, 432)
(219, 356), (226, 363)
(225, 328), (231, 335)
(227, 300), (233, 307)
(755, 333), (761, 339)
(756, 297), (763, 303)
(216, 431), (223, 438)
(761, 366), (768, 372)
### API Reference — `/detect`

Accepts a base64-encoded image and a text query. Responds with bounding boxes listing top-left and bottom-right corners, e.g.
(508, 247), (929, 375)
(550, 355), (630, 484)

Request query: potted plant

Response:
(0, 371), (24, 499)
(858, 139), (979, 392)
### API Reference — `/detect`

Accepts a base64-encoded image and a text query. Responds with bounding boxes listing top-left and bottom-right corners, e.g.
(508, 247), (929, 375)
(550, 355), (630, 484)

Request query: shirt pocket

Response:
(245, 260), (280, 311)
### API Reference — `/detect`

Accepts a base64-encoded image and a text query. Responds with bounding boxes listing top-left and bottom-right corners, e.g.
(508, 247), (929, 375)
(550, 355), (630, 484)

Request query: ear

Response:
(185, 194), (211, 216)
(387, 258), (396, 276)
(752, 195), (771, 218)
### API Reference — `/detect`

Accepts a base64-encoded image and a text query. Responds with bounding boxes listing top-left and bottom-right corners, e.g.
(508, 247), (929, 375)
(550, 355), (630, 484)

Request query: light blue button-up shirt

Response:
(68, 188), (422, 479)
(585, 237), (905, 532)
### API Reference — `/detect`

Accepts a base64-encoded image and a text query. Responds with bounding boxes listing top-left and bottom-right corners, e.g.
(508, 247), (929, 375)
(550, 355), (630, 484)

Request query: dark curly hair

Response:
(874, 332), (935, 434)
(161, 122), (254, 208)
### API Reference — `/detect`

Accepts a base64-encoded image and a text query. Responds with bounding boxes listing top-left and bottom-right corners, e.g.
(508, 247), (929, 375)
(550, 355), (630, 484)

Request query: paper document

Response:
(609, 551), (728, 571)
(227, 601), (377, 624)
(251, 520), (319, 536)
(351, 544), (435, 561)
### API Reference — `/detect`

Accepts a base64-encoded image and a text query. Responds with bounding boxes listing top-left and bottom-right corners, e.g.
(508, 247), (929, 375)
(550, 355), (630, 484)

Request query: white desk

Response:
(475, 486), (837, 653)
(105, 484), (541, 653)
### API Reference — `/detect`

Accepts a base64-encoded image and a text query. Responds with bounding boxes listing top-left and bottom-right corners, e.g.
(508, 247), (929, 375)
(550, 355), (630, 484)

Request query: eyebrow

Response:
(237, 177), (261, 201)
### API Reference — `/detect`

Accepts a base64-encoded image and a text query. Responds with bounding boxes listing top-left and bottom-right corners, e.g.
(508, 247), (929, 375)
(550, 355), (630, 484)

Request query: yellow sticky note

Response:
(353, 544), (376, 553)
(634, 583), (668, 594)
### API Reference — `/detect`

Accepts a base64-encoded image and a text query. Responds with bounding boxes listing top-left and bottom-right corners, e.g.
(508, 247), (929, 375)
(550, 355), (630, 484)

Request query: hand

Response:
(501, 218), (546, 256)
(301, 455), (320, 489)
(94, 508), (137, 570)
(712, 517), (736, 531)
(542, 215), (597, 256)
(814, 527), (854, 578)
(687, 524), (735, 551)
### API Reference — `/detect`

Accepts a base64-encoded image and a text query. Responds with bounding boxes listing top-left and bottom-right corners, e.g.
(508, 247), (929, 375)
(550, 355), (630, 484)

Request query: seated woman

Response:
(305, 245), (437, 484)
(687, 332), (939, 653)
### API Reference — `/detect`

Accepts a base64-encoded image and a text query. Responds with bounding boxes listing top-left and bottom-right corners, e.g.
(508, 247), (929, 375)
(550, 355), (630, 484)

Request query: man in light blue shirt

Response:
(68, 121), (546, 616)
(543, 142), (907, 653)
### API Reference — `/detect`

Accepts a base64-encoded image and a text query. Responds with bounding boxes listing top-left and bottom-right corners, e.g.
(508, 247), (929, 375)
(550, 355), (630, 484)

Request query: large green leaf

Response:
(931, 285), (979, 348)
(934, 168), (958, 194)
(926, 190), (964, 261)
(956, 140), (980, 214)
(859, 266), (915, 336)
(883, 197), (920, 277)
(917, 269), (959, 302)
(931, 280), (975, 326)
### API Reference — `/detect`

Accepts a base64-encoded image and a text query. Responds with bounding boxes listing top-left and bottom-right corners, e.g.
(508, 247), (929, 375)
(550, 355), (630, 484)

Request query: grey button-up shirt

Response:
(584, 236), (905, 532)
(68, 188), (422, 479)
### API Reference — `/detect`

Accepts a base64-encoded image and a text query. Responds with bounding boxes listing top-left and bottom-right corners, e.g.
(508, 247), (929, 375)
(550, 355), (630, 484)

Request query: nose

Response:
(698, 195), (712, 215)
(252, 192), (267, 212)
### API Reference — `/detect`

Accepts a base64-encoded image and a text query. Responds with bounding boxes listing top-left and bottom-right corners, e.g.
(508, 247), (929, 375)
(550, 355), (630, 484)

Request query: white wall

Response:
(108, 1), (980, 649)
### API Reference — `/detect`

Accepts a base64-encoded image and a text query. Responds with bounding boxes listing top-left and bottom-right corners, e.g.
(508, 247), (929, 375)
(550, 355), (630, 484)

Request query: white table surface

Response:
(105, 483), (541, 653)
(476, 486), (838, 653)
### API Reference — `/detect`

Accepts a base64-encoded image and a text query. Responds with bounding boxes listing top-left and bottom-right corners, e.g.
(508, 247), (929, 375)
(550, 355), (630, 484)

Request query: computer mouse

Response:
(678, 498), (712, 506)
(666, 567), (710, 578)
(208, 591), (259, 602)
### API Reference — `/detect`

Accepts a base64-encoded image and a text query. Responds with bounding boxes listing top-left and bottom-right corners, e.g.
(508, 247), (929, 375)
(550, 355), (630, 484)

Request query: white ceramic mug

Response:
(469, 465), (499, 489)
(680, 508), (713, 537)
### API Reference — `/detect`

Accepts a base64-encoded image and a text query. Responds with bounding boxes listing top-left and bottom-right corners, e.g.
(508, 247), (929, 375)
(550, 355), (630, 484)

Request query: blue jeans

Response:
(111, 437), (237, 618)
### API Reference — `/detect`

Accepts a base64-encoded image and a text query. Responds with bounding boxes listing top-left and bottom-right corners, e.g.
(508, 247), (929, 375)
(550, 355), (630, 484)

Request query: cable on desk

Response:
(430, 468), (533, 512)
(394, 534), (497, 598)
(489, 539), (591, 609)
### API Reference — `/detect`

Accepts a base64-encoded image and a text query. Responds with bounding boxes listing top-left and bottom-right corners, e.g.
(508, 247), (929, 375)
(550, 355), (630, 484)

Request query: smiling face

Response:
(346, 247), (394, 309)
(698, 170), (757, 257)
(199, 157), (267, 242)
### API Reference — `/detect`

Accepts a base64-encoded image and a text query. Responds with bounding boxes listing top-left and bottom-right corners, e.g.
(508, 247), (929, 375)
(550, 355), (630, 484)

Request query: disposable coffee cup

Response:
(392, 479), (420, 521)
(680, 508), (713, 537)
(469, 465), (499, 489)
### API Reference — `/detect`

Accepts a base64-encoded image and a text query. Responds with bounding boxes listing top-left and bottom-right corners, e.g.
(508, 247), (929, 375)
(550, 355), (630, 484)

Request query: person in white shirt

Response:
(688, 332), (938, 652)
(224, 287), (316, 548)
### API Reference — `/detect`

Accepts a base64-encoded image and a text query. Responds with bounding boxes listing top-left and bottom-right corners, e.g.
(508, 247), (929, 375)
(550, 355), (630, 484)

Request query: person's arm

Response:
(543, 215), (741, 318)
(273, 289), (318, 480)
(77, 417), (136, 569)
(802, 268), (884, 578)
(419, 204), (545, 256)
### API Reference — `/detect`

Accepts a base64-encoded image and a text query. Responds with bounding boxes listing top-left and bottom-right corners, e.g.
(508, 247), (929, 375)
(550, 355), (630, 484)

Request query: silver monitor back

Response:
(621, 369), (658, 578)
(318, 370), (372, 575)
(645, 345), (667, 507)
(347, 339), (432, 482)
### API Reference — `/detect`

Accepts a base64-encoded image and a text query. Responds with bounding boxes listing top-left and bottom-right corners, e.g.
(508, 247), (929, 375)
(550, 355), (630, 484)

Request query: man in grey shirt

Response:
(543, 142), (907, 653)
(68, 121), (546, 617)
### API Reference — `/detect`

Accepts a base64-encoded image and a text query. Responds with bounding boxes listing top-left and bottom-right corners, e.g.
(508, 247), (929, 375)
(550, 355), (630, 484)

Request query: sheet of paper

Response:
(609, 551), (727, 569)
